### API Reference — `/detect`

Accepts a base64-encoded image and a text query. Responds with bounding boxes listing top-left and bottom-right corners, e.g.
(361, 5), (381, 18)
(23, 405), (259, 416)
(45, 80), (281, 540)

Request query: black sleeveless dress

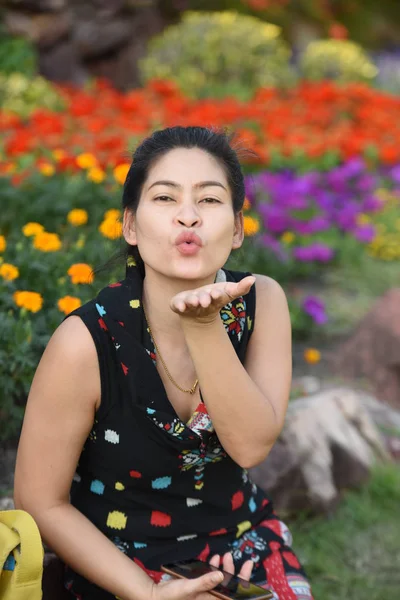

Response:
(63, 260), (313, 600)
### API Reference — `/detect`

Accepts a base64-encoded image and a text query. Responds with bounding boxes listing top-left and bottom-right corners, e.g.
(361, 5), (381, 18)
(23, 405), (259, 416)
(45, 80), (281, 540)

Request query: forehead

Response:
(147, 147), (228, 185)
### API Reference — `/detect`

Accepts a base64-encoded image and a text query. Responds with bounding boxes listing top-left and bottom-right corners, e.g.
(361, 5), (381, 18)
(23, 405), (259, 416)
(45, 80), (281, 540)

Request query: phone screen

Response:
(161, 559), (274, 600)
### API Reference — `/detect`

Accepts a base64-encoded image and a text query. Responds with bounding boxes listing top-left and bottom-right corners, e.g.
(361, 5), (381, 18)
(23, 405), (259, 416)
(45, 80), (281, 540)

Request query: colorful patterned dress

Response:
(63, 261), (313, 600)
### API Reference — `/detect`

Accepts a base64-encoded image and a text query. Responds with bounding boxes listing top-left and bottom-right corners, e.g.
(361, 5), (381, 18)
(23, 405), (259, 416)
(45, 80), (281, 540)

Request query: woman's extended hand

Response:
(170, 276), (256, 324)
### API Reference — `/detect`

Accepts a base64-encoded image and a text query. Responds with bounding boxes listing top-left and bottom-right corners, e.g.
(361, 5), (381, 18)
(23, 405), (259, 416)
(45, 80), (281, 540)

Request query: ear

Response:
(232, 211), (244, 250)
(123, 207), (137, 246)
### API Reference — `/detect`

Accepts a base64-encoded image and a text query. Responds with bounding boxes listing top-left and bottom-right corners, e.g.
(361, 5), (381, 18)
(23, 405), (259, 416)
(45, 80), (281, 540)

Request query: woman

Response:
(14, 126), (313, 600)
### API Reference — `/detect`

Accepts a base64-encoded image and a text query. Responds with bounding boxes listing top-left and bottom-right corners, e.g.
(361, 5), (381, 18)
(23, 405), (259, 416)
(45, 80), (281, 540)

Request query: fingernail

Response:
(212, 572), (224, 583)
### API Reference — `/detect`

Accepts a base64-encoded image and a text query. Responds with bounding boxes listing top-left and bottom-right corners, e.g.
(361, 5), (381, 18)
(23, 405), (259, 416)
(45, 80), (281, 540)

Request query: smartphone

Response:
(161, 558), (274, 600)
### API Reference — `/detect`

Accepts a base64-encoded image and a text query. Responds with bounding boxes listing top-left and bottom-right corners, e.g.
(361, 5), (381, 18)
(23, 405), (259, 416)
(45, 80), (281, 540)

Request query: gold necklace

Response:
(142, 302), (199, 395)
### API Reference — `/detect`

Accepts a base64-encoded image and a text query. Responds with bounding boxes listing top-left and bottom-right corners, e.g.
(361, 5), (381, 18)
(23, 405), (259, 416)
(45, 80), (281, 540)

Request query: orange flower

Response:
(104, 209), (122, 221)
(87, 167), (106, 184)
(0, 235), (6, 253)
(67, 209), (88, 226)
(243, 197), (251, 211)
(0, 263), (19, 281)
(53, 149), (66, 161)
(33, 232), (62, 252)
(57, 295), (82, 315)
(99, 218), (123, 240)
(38, 162), (55, 177)
(22, 222), (45, 237)
(243, 216), (260, 237)
(113, 163), (130, 186)
(67, 263), (94, 284)
(13, 290), (43, 313)
(76, 153), (98, 169)
(304, 348), (321, 365)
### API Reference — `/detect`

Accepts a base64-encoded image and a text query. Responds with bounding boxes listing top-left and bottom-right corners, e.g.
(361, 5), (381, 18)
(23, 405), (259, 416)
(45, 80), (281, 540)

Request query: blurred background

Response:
(0, 2), (400, 598)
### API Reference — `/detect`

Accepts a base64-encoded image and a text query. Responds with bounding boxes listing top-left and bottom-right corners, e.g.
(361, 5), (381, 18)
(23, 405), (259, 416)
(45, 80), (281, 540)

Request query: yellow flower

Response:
(113, 163), (130, 186)
(33, 232), (62, 252)
(99, 218), (123, 240)
(67, 209), (88, 227)
(281, 231), (295, 244)
(57, 295), (82, 315)
(38, 162), (55, 177)
(76, 153), (98, 169)
(22, 222), (45, 237)
(243, 197), (251, 211)
(356, 213), (371, 226)
(67, 263), (94, 284)
(104, 209), (122, 221)
(0, 235), (6, 253)
(0, 263), (19, 281)
(87, 167), (106, 184)
(243, 215), (260, 237)
(53, 149), (66, 161)
(304, 348), (321, 365)
(13, 290), (43, 313)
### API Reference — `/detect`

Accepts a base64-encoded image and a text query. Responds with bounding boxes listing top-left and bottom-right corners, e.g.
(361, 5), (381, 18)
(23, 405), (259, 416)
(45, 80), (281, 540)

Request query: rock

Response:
(0, 497), (14, 510)
(73, 16), (133, 59)
(5, 8), (72, 47)
(39, 39), (88, 84)
(249, 388), (394, 517)
(1, 0), (66, 11)
(332, 288), (400, 409)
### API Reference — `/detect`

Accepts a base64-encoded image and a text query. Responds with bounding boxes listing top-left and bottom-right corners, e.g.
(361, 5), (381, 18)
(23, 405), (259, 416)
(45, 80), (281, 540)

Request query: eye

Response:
(201, 198), (221, 204)
(155, 196), (174, 202)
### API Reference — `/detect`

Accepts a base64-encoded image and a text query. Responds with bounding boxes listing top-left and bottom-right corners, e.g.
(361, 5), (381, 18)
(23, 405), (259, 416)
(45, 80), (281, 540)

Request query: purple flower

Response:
(258, 205), (289, 233)
(308, 215), (331, 233)
(353, 224), (376, 243)
(390, 165), (400, 184)
(362, 195), (383, 213)
(302, 295), (328, 325)
(293, 242), (335, 263)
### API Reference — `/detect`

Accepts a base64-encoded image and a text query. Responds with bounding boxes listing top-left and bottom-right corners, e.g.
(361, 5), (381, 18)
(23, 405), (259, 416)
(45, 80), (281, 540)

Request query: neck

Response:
(141, 266), (217, 339)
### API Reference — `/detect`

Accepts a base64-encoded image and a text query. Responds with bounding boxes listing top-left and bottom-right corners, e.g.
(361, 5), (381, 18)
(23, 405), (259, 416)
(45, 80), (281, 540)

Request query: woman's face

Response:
(123, 147), (244, 281)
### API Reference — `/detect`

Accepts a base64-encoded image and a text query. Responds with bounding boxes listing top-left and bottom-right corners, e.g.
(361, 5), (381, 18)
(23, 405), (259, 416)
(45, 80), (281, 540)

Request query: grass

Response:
(287, 462), (400, 600)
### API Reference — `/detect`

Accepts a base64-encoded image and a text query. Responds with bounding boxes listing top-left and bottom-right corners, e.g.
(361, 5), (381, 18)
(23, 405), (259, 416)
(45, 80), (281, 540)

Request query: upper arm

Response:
(244, 274), (292, 432)
(14, 316), (100, 513)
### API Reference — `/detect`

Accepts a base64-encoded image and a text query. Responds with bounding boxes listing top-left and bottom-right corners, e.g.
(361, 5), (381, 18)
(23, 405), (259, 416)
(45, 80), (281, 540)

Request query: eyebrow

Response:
(147, 180), (227, 192)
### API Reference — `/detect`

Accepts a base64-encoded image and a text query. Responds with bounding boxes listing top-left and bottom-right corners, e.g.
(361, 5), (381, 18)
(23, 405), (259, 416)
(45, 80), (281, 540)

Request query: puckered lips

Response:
(174, 231), (203, 256)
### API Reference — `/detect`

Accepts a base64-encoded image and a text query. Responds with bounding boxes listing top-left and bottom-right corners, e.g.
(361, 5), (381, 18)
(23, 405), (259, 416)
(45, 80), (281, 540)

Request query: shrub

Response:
(300, 39), (378, 84)
(0, 72), (65, 118)
(0, 28), (37, 77)
(139, 11), (295, 100)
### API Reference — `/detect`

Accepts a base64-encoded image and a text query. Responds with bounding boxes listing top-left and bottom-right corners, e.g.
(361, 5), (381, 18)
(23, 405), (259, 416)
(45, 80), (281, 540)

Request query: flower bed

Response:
(1, 77), (400, 440)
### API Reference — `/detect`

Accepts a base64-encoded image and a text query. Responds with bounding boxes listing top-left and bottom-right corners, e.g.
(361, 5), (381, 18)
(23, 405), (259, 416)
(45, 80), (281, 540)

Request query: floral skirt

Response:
(65, 515), (314, 600)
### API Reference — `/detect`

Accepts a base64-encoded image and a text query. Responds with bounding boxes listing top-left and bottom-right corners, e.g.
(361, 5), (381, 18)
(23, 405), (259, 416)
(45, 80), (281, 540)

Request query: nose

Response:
(176, 204), (201, 228)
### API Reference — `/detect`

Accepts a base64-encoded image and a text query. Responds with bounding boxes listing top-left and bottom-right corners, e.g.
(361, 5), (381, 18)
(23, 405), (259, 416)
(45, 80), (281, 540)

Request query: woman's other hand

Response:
(209, 551), (253, 582)
(170, 276), (256, 324)
(151, 568), (224, 600)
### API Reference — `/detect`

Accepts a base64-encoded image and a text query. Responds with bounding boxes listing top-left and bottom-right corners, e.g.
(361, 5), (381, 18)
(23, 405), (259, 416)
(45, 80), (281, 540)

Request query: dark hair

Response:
(122, 126), (247, 278)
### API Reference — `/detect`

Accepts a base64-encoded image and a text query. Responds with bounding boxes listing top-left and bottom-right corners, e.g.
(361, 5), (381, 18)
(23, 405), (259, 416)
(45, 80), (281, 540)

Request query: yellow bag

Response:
(0, 509), (44, 600)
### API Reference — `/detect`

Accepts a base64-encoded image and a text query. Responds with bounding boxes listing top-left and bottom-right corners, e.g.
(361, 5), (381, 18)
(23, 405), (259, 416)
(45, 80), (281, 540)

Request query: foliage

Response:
(0, 72), (65, 118)
(288, 462), (400, 600)
(0, 27), (37, 77)
(301, 40), (378, 84)
(139, 11), (295, 100)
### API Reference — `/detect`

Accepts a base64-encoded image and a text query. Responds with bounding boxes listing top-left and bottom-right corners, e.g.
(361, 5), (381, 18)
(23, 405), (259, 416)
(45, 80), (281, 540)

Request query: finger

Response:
(186, 293), (200, 307)
(185, 570), (224, 597)
(239, 276), (256, 293)
(238, 559), (254, 581)
(222, 552), (235, 575)
(210, 288), (223, 301)
(198, 292), (212, 308)
(171, 299), (187, 313)
(208, 554), (220, 568)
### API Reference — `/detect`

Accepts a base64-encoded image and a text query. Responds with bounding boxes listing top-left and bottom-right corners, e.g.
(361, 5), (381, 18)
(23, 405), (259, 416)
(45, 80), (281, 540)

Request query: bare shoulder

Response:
(253, 273), (289, 307)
